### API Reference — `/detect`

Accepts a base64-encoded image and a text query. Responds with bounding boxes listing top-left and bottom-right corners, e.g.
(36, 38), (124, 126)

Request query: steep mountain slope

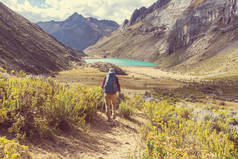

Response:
(37, 13), (119, 50)
(0, 2), (85, 75)
(85, 0), (238, 74)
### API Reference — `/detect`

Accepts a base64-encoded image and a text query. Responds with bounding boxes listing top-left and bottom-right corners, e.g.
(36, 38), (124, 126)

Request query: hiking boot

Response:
(107, 118), (112, 122)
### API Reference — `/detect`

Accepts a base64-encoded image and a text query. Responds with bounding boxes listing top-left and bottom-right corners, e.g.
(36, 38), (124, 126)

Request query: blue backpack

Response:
(103, 72), (118, 94)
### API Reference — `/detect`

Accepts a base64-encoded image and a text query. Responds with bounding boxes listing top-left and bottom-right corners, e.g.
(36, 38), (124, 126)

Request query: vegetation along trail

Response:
(54, 64), (238, 158)
(1, 63), (238, 158)
(1, 0), (238, 158)
(31, 112), (145, 159)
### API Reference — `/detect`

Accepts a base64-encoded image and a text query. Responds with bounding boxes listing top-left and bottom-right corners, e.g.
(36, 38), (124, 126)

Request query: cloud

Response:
(0, 0), (156, 24)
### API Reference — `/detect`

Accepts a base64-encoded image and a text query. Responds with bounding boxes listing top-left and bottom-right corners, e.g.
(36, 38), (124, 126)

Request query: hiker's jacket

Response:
(102, 73), (121, 93)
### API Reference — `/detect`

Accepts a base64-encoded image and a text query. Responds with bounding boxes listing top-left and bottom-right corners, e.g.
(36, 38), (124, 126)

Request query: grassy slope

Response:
(153, 29), (238, 80)
(177, 41), (238, 77)
(1, 66), (238, 158)
(85, 22), (159, 61)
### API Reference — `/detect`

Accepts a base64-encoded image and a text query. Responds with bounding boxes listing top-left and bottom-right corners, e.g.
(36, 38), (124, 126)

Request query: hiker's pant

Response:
(104, 93), (118, 119)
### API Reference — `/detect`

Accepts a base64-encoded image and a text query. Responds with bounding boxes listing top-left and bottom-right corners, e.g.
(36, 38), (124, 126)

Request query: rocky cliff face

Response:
(169, 0), (238, 53)
(37, 13), (119, 50)
(85, 0), (238, 73)
(0, 2), (84, 75)
(128, 0), (171, 26)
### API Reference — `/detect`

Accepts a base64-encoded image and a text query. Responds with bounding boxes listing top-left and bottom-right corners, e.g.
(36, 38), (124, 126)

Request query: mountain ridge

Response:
(0, 2), (84, 75)
(37, 13), (119, 50)
(85, 0), (238, 74)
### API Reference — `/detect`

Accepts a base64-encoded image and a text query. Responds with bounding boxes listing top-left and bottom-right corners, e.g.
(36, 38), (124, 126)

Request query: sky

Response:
(0, 0), (156, 24)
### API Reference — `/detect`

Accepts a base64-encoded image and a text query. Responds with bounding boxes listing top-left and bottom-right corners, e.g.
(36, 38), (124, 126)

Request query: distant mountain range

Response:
(37, 13), (119, 50)
(0, 2), (84, 75)
(85, 0), (238, 74)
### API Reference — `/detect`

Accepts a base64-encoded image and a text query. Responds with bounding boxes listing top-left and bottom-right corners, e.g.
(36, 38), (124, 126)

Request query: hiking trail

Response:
(31, 112), (145, 159)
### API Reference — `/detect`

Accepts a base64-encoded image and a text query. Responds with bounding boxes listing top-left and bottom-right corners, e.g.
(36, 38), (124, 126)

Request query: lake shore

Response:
(83, 58), (158, 67)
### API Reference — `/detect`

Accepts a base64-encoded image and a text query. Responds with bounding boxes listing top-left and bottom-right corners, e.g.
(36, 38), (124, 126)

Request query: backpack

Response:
(103, 72), (118, 94)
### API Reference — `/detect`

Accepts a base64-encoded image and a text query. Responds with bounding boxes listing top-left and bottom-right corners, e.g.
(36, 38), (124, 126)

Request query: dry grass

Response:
(55, 66), (185, 95)
(55, 65), (238, 100)
(168, 37), (238, 80)
(56, 67), (105, 83)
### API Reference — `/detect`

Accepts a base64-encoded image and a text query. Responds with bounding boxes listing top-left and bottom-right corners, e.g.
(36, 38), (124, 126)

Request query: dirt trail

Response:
(31, 112), (145, 159)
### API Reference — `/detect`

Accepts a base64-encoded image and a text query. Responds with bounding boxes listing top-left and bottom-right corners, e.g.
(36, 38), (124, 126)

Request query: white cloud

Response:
(0, 0), (157, 24)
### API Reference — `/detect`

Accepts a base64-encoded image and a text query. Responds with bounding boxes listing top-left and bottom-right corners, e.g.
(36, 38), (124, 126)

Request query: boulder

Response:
(85, 62), (127, 75)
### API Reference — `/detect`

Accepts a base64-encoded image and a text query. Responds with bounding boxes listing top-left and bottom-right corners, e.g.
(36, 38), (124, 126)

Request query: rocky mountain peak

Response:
(37, 13), (119, 50)
(66, 12), (84, 22)
(129, 0), (171, 26)
(122, 19), (129, 27)
(72, 12), (80, 16)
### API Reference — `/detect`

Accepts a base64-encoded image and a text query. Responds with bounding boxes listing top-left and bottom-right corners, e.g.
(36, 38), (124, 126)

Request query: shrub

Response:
(118, 95), (145, 119)
(118, 101), (134, 119)
(0, 72), (104, 140)
(0, 137), (32, 159)
(141, 101), (238, 159)
(127, 95), (145, 110)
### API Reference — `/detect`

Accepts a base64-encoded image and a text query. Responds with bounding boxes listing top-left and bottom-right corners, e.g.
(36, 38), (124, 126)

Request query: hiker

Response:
(102, 68), (121, 121)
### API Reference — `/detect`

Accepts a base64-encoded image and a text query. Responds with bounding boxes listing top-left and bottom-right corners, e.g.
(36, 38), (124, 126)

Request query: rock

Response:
(216, 88), (224, 95)
(122, 19), (129, 27)
(153, 31), (165, 38)
(86, 62), (127, 75)
(194, 110), (221, 122)
(161, 91), (169, 96)
(129, 7), (147, 26)
(144, 97), (159, 102)
(219, 101), (226, 106)
(144, 91), (151, 98)
(190, 96), (197, 102)
(202, 86), (215, 94)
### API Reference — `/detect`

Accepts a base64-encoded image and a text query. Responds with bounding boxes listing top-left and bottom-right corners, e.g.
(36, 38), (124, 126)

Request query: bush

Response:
(141, 101), (238, 159)
(117, 95), (144, 119)
(118, 101), (134, 119)
(0, 72), (104, 140)
(0, 137), (32, 159)
(127, 95), (145, 110)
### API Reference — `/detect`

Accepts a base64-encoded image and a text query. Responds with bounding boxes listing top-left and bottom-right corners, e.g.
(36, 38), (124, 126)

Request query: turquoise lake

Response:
(84, 58), (157, 67)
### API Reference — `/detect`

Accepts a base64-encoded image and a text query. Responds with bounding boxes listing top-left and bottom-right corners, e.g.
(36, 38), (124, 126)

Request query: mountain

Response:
(85, 0), (238, 74)
(37, 13), (119, 51)
(0, 2), (85, 75)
